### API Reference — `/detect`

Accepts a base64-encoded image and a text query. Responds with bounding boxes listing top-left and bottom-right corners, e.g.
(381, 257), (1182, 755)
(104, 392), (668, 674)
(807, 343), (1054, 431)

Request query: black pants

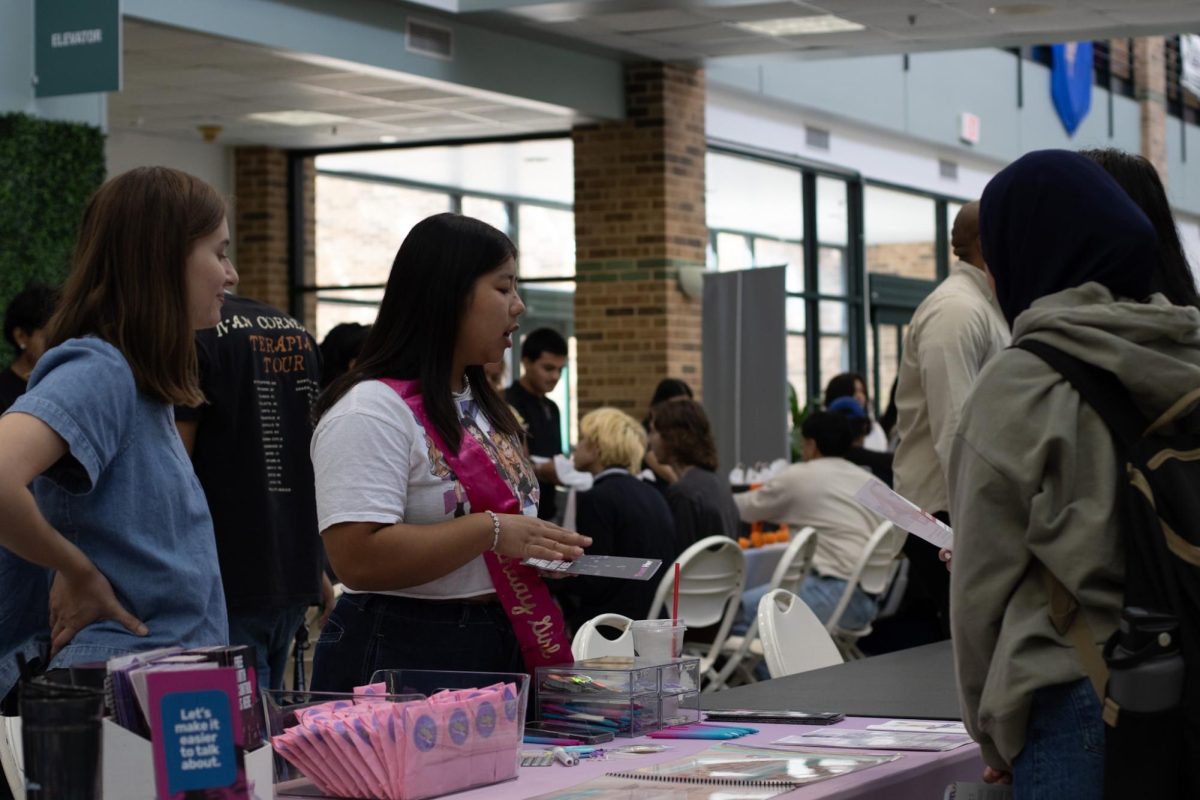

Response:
(901, 510), (952, 640)
(310, 593), (525, 693)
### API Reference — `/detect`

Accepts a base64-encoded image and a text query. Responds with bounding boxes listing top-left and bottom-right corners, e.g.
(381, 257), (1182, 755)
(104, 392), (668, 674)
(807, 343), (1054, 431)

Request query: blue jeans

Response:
(310, 593), (525, 693)
(736, 575), (878, 635)
(227, 604), (308, 692)
(1012, 678), (1104, 800)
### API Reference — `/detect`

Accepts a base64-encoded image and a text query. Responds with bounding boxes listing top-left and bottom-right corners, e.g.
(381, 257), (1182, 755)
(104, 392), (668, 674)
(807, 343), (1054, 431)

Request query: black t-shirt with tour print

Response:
(175, 294), (323, 611)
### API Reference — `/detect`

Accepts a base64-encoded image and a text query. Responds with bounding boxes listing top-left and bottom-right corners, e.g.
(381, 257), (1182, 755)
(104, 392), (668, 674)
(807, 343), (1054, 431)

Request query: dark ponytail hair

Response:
(1081, 148), (1200, 310)
(313, 213), (521, 451)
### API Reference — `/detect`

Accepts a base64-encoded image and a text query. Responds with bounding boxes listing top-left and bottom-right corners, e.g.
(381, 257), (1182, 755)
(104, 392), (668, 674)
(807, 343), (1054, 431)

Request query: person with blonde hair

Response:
(554, 408), (676, 631)
(0, 167), (238, 704)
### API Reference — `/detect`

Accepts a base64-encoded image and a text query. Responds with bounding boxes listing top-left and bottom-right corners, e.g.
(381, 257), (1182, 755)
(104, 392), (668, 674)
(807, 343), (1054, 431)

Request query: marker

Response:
(552, 746), (579, 767)
(523, 735), (583, 746)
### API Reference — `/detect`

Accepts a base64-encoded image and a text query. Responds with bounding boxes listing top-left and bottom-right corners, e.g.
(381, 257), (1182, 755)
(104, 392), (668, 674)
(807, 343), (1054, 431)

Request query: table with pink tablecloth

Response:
(274, 717), (981, 799)
(452, 716), (980, 800)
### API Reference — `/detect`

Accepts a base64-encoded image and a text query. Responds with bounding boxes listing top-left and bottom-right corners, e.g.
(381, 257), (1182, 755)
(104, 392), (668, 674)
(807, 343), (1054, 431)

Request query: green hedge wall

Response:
(0, 112), (105, 365)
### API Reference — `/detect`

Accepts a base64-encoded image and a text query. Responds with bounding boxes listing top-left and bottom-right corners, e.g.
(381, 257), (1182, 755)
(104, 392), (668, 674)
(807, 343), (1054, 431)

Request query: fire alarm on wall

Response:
(959, 112), (981, 145)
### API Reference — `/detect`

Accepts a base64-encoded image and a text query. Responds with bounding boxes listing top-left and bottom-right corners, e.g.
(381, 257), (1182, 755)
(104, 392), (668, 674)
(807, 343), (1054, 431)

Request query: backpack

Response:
(1018, 339), (1199, 798)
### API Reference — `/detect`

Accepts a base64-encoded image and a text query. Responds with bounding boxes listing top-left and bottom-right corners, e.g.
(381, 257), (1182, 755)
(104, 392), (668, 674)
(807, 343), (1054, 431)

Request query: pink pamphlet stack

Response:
(270, 681), (521, 799)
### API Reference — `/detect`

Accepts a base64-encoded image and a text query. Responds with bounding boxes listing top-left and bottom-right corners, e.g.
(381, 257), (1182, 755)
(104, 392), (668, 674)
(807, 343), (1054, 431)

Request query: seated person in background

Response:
(828, 396), (895, 487)
(554, 408), (676, 632)
(648, 398), (742, 556)
(640, 378), (694, 488)
(318, 322), (371, 390)
(824, 372), (889, 451)
(0, 283), (58, 414)
(734, 412), (895, 631)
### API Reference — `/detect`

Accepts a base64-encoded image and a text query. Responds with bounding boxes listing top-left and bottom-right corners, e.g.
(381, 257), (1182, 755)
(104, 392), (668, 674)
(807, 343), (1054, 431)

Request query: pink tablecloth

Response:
(280, 716), (983, 800)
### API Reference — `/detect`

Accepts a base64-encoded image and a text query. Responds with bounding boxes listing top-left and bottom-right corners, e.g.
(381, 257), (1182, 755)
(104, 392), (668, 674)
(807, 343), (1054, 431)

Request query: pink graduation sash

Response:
(380, 379), (572, 669)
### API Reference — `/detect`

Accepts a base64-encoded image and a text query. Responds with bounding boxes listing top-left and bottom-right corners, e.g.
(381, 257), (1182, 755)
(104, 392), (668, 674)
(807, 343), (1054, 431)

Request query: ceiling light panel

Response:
(245, 110), (351, 126)
(735, 14), (865, 36)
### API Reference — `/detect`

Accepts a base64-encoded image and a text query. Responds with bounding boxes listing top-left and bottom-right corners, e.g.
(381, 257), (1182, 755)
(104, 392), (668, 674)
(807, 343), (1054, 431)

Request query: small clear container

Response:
(534, 657), (701, 737)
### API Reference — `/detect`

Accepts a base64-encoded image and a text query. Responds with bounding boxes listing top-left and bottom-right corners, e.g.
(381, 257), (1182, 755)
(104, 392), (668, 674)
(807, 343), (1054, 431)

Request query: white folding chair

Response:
(0, 715), (22, 800)
(825, 521), (905, 659)
(571, 613), (635, 660)
(647, 535), (745, 692)
(711, 527), (817, 688)
(757, 588), (844, 678)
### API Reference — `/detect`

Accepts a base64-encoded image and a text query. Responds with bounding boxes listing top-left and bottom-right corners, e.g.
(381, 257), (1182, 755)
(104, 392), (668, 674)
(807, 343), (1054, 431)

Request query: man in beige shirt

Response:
(735, 412), (894, 631)
(892, 202), (1010, 637)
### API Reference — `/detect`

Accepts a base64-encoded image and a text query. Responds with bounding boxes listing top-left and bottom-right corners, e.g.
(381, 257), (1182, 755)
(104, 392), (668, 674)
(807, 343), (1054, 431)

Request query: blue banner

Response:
(1051, 42), (1093, 136)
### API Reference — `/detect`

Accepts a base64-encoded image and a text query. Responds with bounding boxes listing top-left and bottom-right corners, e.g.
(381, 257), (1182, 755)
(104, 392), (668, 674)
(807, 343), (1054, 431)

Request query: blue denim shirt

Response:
(0, 338), (227, 697)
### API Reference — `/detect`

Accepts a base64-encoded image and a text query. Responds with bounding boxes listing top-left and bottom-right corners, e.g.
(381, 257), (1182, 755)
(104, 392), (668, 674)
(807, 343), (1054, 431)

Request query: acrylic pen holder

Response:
(533, 657), (701, 737)
(263, 669), (528, 800)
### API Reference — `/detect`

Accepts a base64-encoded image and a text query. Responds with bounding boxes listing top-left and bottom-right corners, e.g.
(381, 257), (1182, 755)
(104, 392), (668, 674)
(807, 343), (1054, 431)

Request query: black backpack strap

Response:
(1015, 338), (1149, 707)
(1015, 339), (1146, 450)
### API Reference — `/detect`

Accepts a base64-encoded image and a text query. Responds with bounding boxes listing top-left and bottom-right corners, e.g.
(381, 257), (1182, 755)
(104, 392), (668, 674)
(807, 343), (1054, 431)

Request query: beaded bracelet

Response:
(485, 510), (501, 552)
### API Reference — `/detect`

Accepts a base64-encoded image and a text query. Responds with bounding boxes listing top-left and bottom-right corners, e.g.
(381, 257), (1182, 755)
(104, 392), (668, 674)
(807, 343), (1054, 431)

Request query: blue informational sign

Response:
(35, 0), (121, 97)
(1051, 41), (1093, 136)
(159, 690), (237, 795)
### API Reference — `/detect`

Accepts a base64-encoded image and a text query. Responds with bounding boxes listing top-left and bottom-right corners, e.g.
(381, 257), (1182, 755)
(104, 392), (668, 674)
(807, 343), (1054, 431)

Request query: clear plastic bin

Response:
(533, 658), (700, 737)
(263, 669), (528, 800)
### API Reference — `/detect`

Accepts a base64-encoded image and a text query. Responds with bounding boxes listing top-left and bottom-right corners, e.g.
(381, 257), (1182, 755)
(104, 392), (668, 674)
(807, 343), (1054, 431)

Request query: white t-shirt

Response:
(311, 379), (539, 599)
(733, 457), (897, 584)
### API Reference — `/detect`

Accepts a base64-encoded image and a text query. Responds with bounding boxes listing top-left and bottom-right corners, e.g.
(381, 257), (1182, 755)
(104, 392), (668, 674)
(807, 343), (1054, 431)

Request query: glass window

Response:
(715, 232), (754, 271)
(864, 186), (937, 281)
(877, 324), (906, 418)
(819, 300), (850, 389)
(313, 288), (385, 343)
(786, 335), (809, 408)
(707, 152), (802, 240)
(945, 201), (963, 268)
(755, 237), (804, 292)
(866, 326), (876, 410)
(462, 196), (511, 236)
(786, 297), (806, 334)
(817, 177), (849, 246)
(312, 139), (578, 445)
(819, 337), (849, 393)
(818, 247), (847, 295)
(316, 175), (450, 287)
(517, 205), (574, 279)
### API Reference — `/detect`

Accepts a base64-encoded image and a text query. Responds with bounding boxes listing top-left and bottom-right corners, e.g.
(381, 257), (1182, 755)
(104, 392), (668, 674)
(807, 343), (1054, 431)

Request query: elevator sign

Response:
(35, 0), (121, 98)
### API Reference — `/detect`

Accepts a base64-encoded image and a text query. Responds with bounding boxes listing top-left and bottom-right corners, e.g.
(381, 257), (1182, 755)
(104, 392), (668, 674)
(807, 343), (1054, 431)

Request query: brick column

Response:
(233, 147), (315, 317)
(1134, 37), (1168, 183)
(572, 62), (706, 416)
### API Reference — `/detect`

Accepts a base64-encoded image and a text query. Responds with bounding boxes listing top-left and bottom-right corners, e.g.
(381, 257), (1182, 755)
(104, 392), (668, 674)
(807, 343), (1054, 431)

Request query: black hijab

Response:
(979, 149), (1159, 326)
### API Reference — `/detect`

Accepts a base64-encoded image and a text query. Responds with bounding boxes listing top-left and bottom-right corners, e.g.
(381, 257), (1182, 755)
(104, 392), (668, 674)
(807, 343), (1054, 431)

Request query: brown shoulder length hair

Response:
(648, 397), (719, 471)
(46, 166), (226, 407)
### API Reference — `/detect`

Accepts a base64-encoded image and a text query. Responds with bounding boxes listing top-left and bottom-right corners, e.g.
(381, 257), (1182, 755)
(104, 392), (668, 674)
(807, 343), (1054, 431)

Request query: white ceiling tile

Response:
(638, 23), (762, 45)
(590, 9), (711, 32)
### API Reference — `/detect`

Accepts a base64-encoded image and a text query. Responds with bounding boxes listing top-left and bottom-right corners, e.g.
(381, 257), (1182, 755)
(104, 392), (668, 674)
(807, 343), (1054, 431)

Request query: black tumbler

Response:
(18, 680), (104, 800)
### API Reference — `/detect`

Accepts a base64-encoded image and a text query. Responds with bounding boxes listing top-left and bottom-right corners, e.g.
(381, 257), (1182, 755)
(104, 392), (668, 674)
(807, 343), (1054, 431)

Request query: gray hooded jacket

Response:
(948, 282), (1200, 770)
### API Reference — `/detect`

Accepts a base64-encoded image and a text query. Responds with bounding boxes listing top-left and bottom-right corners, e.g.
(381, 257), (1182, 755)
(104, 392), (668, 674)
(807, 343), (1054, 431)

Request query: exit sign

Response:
(959, 112), (981, 145)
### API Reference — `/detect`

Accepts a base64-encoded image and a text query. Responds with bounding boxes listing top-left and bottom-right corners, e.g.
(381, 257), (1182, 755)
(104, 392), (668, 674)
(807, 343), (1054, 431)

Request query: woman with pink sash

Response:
(309, 213), (590, 691)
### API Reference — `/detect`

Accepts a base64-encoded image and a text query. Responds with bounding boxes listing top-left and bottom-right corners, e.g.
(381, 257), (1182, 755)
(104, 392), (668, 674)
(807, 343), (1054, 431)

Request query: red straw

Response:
(672, 562), (681, 623)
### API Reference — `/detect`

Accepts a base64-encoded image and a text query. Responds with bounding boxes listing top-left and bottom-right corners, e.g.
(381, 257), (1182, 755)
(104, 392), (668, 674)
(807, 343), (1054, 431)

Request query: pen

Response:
(552, 746), (579, 767)
(523, 735), (583, 746)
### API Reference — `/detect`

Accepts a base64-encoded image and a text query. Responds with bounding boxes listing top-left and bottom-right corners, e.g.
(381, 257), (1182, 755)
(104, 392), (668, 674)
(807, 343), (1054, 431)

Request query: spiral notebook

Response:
(603, 744), (896, 786)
